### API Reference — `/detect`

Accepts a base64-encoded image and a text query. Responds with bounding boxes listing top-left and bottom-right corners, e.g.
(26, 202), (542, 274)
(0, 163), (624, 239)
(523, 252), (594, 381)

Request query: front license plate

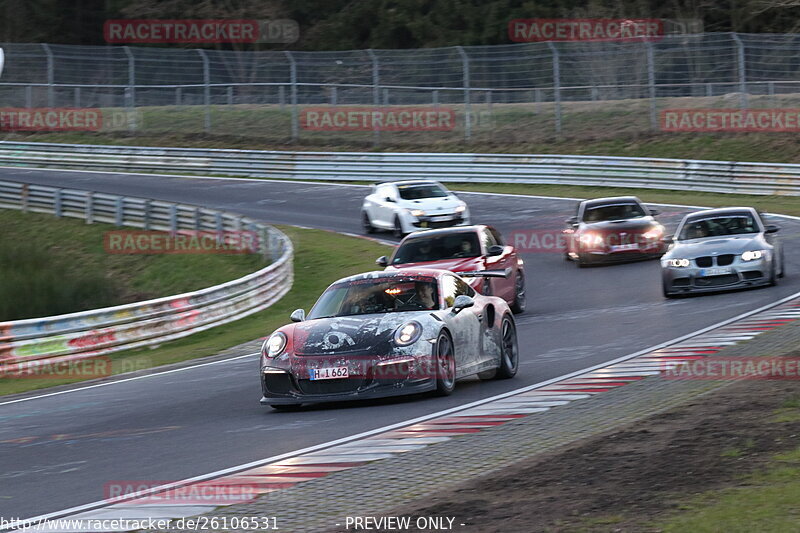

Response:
(309, 367), (349, 380)
(699, 267), (732, 276)
(611, 243), (639, 251)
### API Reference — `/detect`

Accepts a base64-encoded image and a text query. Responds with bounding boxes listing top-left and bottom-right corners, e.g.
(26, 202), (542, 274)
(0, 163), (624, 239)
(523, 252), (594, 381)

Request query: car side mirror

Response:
(487, 245), (504, 256)
(766, 224), (780, 233)
(290, 309), (305, 322)
(663, 236), (674, 244)
(649, 208), (660, 216)
(566, 216), (578, 226)
(376, 256), (388, 267)
(385, 196), (395, 203)
(452, 295), (475, 313)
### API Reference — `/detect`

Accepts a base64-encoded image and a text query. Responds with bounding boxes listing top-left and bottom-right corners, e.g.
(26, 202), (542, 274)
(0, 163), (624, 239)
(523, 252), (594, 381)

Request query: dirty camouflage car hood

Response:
(291, 312), (430, 356)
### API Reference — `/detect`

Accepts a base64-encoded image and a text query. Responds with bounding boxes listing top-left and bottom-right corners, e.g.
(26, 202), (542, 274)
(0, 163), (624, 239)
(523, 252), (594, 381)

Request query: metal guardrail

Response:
(1, 140), (799, 196)
(0, 179), (294, 372)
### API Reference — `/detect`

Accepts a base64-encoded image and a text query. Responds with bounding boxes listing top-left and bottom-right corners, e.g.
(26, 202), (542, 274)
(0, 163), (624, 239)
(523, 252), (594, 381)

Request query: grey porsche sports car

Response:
(661, 207), (785, 298)
(260, 268), (518, 409)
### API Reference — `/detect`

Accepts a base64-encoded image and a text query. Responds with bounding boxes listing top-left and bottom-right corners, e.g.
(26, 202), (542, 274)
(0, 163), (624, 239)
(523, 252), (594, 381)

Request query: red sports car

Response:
(376, 225), (526, 313)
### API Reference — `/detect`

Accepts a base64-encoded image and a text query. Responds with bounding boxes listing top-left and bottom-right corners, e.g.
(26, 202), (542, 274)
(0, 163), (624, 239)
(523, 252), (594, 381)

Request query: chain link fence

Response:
(1, 33), (800, 145)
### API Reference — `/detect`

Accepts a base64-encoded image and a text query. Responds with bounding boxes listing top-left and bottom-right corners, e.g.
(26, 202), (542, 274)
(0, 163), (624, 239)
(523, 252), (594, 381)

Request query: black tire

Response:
(576, 254), (589, 268)
(393, 216), (404, 239)
(779, 249), (786, 278)
(362, 211), (375, 234)
(510, 271), (526, 314)
(769, 261), (778, 286)
(495, 316), (519, 379)
(434, 331), (456, 396)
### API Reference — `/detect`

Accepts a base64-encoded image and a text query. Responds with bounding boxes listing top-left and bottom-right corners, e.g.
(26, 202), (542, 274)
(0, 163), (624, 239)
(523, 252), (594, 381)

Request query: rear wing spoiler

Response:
(457, 268), (511, 279)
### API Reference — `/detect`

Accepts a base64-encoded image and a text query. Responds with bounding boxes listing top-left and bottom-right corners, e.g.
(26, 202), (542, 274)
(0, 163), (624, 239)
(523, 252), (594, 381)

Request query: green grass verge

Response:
(0, 210), (265, 321)
(0, 226), (390, 397)
(656, 447), (800, 533)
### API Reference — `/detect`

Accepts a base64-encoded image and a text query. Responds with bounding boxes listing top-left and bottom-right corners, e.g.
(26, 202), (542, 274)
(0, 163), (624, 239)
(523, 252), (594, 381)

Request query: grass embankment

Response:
(657, 395), (800, 533)
(0, 210), (265, 321)
(5, 94), (800, 163)
(0, 224), (390, 396)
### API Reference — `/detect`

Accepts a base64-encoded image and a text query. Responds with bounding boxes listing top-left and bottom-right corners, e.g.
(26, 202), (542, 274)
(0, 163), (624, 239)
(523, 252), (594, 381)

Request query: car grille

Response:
(695, 256), (713, 268)
(297, 378), (364, 395)
(413, 216), (463, 229)
(694, 274), (740, 287)
(717, 254), (735, 266)
(263, 373), (293, 395)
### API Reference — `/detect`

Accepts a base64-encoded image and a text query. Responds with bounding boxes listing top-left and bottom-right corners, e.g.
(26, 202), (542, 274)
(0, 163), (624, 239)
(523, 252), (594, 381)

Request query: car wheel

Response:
(434, 331), (456, 396)
(362, 211), (375, 234)
(393, 216), (405, 239)
(779, 249), (786, 278)
(510, 272), (526, 314)
(495, 315), (519, 379)
(769, 261), (778, 286)
(576, 254), (589, 268)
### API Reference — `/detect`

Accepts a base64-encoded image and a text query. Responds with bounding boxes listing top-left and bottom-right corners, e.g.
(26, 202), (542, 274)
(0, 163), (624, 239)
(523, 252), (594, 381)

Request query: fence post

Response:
(122, 46), (137, 131)
(41, 43), (54, 107)
(227, 86), (234, 106)
(176, 87), (182, 106)
(432, 90), (439, 107)
(169, 204), (178, 231)
(116, 197), (124, 226)
(25, 86), (32, 108)
(21, 184), (29, 212)
(456, 46), (471, 142)
(547, 42), (562, 135)
(85, 192), (94, 224)
(197, 49), (211, 133)
(54, 189), (62, 217)
(330, 85), (337, 106)
(143, 199), (151, 230)
(646, 42), (657, 130)
(731, 33), (748, 109)
(283, 51), (298, 141)
(367, 49), (381, 147)
(74, 87), (81, 107)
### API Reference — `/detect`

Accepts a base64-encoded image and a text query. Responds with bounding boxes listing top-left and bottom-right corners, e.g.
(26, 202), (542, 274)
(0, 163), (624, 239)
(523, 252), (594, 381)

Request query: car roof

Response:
(582, 196), (642, 207)
(682, 207), (758, 219)
(399, 225), (486, 241)
(335, 269), (449, 284)
(374, 180), (444, 188)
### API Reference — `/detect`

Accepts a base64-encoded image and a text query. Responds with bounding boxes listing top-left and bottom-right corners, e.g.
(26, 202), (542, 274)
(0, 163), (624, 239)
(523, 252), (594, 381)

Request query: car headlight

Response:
(393, 321), (422, 346)
(455, 205), (466, 213)
(741, 250), (765, 261)
(643, 226), (664, 240)
(579, 232), (604, 246)
(666, 258), (691, 267)
(263, 332), (287, 358)
(409, 209), (425, 217)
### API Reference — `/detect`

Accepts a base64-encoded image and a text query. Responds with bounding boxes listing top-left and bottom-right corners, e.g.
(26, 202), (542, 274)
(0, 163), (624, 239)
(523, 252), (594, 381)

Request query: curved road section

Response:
(0, 167), (798, 520)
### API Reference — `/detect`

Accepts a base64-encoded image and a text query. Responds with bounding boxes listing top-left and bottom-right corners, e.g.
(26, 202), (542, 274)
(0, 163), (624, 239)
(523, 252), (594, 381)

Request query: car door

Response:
(481, 227), (515, 302)
(370, 184), (397, 228)
(441, 274), (484, 376)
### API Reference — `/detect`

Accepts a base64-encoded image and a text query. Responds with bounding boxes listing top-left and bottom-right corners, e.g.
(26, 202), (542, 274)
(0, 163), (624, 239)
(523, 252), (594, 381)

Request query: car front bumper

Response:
(662, 259), (773, 294)
(400, 211), (470, 232)
(260, 353), (439, 406)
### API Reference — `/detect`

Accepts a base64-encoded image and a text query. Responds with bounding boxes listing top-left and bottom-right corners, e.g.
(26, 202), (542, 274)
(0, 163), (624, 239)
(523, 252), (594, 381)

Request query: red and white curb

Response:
(10, 293), (800, 532)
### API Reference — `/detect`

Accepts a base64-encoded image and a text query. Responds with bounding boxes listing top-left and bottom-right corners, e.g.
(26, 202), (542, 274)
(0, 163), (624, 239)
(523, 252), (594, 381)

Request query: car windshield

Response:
(308, 277), (440, 318)
(678, 214), (760, 240)
(397, 183), (448, 200)
(391, 233), (481, 265)
(584, 202), (646, 222)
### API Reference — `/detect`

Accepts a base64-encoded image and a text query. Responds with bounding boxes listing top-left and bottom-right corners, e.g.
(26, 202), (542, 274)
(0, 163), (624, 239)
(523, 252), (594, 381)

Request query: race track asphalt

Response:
(1, 167), (798, 520)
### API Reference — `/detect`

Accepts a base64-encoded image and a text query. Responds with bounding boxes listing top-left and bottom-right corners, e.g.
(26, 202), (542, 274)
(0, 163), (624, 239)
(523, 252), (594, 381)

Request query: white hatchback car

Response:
(362, 180), (470, 237)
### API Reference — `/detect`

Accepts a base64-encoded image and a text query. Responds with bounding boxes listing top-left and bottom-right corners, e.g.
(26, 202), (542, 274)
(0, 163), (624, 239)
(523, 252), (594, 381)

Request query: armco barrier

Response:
(1, 141), (799, 195)
(0, 179), (293, 372)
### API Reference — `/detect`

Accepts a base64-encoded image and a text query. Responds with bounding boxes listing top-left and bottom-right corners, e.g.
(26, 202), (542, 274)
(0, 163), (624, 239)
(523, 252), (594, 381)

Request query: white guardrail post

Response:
(0, 141), (799, 196)
(0, 179), (293, 371)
